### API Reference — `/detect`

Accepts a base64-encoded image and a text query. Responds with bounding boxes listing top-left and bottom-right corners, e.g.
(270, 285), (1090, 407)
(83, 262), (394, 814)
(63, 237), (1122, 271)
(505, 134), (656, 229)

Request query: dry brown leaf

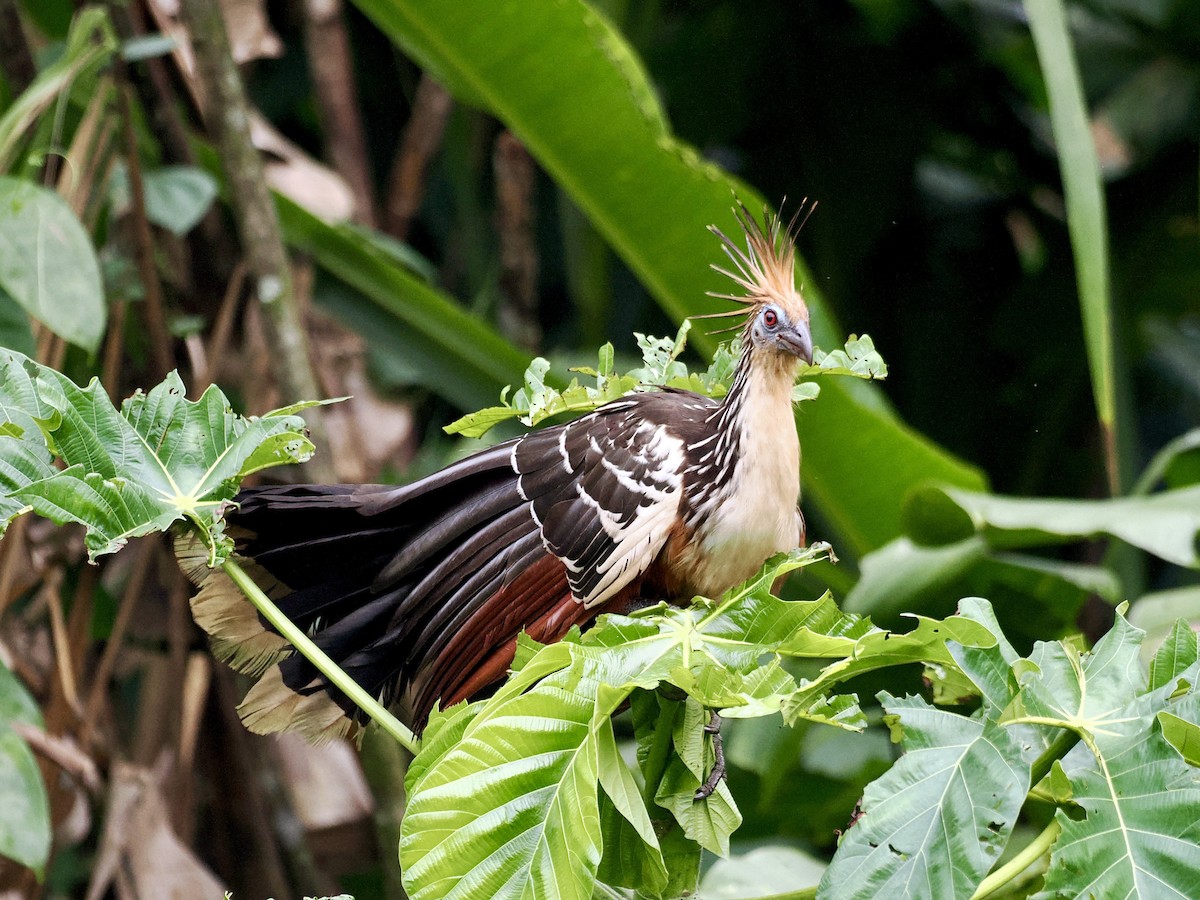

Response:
(307, 308), (416, 482)
(272, 733), (374, 832)
(250, 113), (356, 222)
(85, 763), (227, 900)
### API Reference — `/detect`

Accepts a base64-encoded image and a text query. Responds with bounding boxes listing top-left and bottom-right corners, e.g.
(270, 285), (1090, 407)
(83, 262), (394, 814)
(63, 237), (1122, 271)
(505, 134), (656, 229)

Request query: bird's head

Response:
(699, 201), (814, 365)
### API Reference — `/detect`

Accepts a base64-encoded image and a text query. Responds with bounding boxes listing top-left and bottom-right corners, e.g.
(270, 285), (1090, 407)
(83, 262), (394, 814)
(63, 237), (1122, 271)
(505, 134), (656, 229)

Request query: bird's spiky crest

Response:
(694, 199), (814, 334)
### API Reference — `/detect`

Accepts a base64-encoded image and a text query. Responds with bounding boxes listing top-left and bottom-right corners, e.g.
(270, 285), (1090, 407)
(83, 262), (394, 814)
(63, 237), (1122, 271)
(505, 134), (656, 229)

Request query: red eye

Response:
(763, 309), (778, 327)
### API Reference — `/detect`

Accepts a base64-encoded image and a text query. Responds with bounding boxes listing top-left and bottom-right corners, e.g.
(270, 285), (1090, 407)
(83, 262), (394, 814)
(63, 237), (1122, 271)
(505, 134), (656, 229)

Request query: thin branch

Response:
(82, 538), (156, 745)
(222, 559), (420, 754)
(493, 130), (541, 351)
(300, 0), (378, 226)
(192, 261), (246, 396)
(384, 72), (452, 240)
(116, 78), (174, 379)
(176, 0), (334, 479)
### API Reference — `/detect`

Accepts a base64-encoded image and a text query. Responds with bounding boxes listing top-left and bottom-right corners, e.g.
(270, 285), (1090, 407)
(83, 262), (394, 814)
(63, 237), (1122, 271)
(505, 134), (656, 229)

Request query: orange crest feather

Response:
(695, 199), (814, 334)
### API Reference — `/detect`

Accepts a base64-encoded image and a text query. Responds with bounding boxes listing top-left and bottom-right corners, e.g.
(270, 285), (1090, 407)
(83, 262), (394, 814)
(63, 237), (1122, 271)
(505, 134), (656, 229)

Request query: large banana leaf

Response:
(346, 0), (985, 554)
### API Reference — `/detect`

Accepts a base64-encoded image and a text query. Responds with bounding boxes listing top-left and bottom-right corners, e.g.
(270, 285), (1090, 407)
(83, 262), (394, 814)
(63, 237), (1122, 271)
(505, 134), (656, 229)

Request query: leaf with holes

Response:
(0, 349), (317, 563)
(819, 694), (1031, 899)
(1002, 615), (1200, 899)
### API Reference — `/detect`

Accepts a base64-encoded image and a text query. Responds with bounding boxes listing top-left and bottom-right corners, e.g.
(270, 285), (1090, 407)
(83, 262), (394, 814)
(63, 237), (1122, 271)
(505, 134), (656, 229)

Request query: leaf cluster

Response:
(0, 349), (317, 565)
(444, 321), (887, 439)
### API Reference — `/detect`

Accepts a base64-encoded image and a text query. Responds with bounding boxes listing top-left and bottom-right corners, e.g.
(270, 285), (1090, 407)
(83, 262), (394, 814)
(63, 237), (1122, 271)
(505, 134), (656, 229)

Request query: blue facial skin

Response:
(752, 305), (813, 364)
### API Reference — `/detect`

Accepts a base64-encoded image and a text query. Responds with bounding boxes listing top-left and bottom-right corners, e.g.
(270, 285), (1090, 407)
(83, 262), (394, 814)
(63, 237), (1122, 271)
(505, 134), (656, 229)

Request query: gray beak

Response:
(777, 320), (814, 364)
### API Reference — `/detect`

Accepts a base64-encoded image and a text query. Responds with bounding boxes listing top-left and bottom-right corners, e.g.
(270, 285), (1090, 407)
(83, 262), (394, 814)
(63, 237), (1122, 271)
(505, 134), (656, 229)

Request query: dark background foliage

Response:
(0, 0), (1197, 896)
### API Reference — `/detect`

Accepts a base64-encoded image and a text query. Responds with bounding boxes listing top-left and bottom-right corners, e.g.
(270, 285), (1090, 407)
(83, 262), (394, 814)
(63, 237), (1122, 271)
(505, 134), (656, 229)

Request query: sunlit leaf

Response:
(819, 599), (1032, 900)
(996, 615), (1200, 899)
(1150, 620), (1199, 693)
(905, 484), (1200, 567)
(447, 325), (883, 439)
(0, 350), (316, 563)
(819, 693), (1030, 899)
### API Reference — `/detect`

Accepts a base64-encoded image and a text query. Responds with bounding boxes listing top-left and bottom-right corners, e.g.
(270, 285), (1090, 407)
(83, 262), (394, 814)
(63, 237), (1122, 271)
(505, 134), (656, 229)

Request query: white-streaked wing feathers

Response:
(513, 403), (686, 607)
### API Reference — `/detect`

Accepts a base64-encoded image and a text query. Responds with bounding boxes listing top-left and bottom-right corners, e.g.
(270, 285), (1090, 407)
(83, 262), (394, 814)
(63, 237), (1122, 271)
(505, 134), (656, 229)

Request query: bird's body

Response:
(189, 205), (814, 739)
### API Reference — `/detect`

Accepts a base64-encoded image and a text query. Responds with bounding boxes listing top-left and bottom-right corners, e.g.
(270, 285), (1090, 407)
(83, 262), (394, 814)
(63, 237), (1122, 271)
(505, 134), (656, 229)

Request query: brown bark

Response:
(300, 0), (379, 226)
(493, 131), (541, 351)
(176, 0), (334, 480)
(384, 72), (453, 240)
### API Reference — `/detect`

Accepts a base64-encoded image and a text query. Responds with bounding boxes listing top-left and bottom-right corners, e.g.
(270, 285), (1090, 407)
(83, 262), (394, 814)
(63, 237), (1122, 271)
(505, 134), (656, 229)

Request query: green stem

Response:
(750, 888), (818, 900)
(640, 694), (678, 811)
(222, 558), (420, 754)
(1029, 728), (1081, 787)
(971, 818), (1062, 900)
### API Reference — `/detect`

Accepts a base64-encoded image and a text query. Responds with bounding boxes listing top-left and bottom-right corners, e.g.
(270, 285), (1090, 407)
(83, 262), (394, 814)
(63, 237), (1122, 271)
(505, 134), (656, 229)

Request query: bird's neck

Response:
(671, 344), (803, 598)
(715, 345), (801, 448)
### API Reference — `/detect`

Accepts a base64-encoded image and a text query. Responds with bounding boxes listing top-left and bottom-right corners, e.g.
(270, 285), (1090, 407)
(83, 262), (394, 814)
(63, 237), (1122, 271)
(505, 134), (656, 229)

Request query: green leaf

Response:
(0, 660), (50, 873)
(992, 614), (1200, 897)
(700, 845), (827, 899)
(819, 599), (1033, 900)
(1150, 620), (1199, 693)
(111, 164), (218, 236)
(844, 537), (988, 618)
(0, 178), (106, 352)
(905, 484), (1200, 567)
(399, 652), (619, 900)
(346, 0), (984, 555)
(276, 194), (534, 413)
(1023, 0), (1118, 455)
(797, 334), (888, 380)
(654, 696), (742, 857)
(0, 288), (34, 355)
(1034, 690), (1200, 896)
(595, 716), (668, 894)
(786, 612), (997, 722)
(0, 350), (314, 563)
(0, 8), (117, 172)
(1157, 710), (1200, 767)
(845, 536), (1120, 639)
(447, 329), (880, 439)
(819, 694), (1031, 899)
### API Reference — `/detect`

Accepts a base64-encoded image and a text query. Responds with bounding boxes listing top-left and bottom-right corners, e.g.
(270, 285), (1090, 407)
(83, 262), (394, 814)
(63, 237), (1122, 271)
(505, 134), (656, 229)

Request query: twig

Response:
(176, 0), (334, 480)
(44, 568), (82, 716)
(117, 77), (174, 379)
(300, 0), (378, 227)
(82, 539), (155, 745)
(192, 261), (246, 396)
(12, 722), (103, 794)
(493, 131), (541, 351)
(0, 516), (29, 621)
(384, 72), (452, 240)
(109, 0), (195, 166)
(101, 301), (129, 402)
(222, 559), (420, 754)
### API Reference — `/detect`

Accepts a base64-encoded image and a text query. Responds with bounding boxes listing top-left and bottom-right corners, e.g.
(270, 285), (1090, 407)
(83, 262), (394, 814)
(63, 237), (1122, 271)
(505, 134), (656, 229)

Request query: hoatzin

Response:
(187, 205), (814, 741)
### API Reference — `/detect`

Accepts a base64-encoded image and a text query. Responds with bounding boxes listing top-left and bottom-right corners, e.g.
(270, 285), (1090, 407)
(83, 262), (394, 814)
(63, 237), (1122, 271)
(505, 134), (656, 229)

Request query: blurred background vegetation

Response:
(0, 0), (1196, 896)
